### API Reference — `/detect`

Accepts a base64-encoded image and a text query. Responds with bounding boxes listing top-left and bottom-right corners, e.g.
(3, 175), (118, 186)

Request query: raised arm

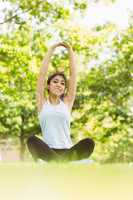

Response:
(61, 43), (77, 109)
(36, 44), (59, 113)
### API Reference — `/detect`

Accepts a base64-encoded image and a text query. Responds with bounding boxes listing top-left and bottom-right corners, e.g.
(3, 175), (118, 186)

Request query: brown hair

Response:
(47, 71), (67, 99)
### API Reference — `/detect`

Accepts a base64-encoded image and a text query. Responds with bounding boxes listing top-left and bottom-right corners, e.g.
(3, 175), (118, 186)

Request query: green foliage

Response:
(71, 26), (133, 163)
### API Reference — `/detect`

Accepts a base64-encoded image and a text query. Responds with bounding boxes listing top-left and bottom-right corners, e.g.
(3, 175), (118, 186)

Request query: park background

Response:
(0, 0), (133, 163)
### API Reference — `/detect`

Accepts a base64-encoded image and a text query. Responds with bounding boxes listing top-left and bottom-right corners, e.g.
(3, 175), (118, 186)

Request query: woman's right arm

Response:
(36, 45), (57, 113)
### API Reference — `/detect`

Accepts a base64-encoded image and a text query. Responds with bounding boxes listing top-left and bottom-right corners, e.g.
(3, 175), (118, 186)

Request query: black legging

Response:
(27, 135), (95, 162)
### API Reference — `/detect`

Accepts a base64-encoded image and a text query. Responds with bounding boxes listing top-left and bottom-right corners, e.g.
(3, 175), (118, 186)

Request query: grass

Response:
(0, 162), (133, 200)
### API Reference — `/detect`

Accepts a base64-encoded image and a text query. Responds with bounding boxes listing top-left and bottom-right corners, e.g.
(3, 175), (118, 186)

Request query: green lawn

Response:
(0, 162), (133, 200)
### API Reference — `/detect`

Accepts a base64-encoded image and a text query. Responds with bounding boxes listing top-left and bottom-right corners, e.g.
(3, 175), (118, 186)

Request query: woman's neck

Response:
(48, 95), (60, 105)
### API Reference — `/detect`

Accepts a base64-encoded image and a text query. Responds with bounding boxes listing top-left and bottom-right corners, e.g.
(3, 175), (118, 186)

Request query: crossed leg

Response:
(27, 135), (95, 162)
(27, 135), (60, 161)
(59, 138), (95, 161)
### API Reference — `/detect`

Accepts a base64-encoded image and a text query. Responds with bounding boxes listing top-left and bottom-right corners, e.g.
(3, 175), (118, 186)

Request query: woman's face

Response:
(48, 75), (66, 97)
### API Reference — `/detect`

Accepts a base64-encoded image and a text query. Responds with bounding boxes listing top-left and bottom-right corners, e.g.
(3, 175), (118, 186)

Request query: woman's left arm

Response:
(62, 43), (77, 109)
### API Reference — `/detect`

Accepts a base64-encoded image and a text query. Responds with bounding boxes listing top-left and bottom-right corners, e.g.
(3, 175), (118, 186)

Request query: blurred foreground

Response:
(0, 162), (133, 200)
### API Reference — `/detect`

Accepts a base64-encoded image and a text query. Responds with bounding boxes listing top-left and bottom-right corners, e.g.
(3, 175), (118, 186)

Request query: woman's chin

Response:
(51, 92), (62, 97)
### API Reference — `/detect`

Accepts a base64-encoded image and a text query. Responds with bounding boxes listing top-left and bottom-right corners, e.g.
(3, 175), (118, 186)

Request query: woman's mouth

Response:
(54, 88), (62, 93)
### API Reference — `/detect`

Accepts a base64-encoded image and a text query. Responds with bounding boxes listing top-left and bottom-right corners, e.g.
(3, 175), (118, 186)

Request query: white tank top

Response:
(38, 99), (73, 149)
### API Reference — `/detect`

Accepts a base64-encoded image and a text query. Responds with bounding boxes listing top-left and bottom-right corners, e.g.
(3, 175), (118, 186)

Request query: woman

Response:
(27, 42), (95, 162)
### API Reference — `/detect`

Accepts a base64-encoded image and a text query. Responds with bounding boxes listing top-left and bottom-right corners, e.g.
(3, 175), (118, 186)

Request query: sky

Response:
(83, 0), (133, 29)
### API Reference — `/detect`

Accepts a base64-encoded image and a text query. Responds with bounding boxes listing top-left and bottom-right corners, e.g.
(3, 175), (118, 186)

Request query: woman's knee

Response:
(27, 135), (36, 146)
(79, 138), (95, 151)
(85, 138), (95, 148)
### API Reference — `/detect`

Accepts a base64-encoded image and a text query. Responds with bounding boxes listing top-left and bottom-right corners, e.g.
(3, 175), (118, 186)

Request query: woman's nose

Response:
(56, 83), (62, 87)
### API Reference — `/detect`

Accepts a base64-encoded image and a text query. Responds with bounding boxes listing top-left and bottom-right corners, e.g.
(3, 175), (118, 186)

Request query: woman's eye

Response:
(53, 80), (64, 85)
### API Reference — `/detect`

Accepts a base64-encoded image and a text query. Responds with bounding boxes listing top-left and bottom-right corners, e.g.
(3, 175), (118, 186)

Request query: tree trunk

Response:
(19, 133), (25, 161)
